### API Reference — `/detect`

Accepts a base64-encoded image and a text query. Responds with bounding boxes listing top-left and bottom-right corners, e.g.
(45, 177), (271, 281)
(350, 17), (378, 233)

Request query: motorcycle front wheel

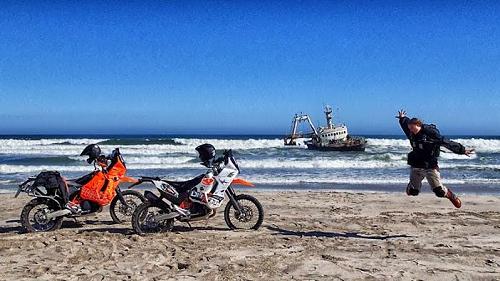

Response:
(224, 194), (264, 230)
(20, 198), (64, 233)
(109, 190), (145, 224)
(131, 202), (174, 235)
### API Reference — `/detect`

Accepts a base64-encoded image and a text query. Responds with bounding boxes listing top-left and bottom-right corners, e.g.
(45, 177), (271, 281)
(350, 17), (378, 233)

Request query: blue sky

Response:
(0, 1), (499, 135)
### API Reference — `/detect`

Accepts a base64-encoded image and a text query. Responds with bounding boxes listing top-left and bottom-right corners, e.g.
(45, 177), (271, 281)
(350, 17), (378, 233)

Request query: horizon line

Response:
(0, 133), (499, 137)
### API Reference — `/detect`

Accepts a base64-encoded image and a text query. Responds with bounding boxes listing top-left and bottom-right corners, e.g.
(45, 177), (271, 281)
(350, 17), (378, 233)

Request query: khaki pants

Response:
(407, 168), (448, 197)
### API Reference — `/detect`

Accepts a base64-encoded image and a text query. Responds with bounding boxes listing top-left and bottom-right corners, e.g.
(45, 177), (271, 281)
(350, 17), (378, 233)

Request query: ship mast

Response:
(284, 113), (319, 145)
(324, 105), (333, 129)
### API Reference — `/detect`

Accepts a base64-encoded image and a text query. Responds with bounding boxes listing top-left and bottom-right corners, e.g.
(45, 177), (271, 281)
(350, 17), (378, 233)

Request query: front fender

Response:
(232, 178), (255, 187)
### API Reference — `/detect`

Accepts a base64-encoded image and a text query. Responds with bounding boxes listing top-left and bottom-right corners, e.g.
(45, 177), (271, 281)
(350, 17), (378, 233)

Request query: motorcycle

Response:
(131, 150), (264, 234)
(15, 147), (145, 232)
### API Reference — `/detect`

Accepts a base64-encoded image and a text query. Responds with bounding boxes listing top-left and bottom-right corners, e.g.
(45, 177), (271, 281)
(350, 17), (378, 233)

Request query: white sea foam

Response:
(173, 138), (284, 150)
(68, 156), (196, 165)
(453, 138), (500, 153)
(0, 137), (499, 188)
(0, 137), (498, 157)
(0, 139), (284, 156)
(239, 159), (406, 169)
(366, 138), (410, 148)
(0, 160), (498, 175)
(0, 138), (108, 147)
(440, 152), (478, 160)
(243, 175), (500, 185)
(366, 138), (500, 154)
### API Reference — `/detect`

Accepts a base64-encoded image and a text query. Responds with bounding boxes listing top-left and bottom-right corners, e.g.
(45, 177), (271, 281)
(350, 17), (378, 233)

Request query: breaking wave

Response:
(97, 138), (183, 146)
(0, 137), (499, 156)
(0, 136), (499, 191)
(0, 160), (498, 174)
(366, 138), (500, 153)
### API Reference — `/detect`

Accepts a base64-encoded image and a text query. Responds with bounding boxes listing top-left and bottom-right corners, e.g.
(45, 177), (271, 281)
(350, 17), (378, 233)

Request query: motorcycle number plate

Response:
(208, 196), (223, 208)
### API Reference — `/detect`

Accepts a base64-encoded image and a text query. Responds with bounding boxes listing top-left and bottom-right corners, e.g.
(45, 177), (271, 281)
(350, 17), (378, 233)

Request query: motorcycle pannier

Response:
(33, 171), (69, 202)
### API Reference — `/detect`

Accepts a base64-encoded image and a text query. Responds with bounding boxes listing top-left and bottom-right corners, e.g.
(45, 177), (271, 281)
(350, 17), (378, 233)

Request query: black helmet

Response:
(80, 144), (102, 164)
(195, 143), (216, 166)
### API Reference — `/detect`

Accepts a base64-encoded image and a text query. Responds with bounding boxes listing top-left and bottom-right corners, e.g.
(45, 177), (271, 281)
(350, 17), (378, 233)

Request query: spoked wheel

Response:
(110, 190), (145, 224)
(224, 194), (264, 230)
(131, 202), (174, 235)
(20, 199), (63, 233)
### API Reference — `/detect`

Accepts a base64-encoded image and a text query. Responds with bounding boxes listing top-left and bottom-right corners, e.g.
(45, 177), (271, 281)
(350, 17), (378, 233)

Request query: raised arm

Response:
(396, 110), (411, 138)
(423, 125), (475, 156)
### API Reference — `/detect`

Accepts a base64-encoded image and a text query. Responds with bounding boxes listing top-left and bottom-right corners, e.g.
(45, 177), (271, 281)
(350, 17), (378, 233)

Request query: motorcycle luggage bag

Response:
(33, 171), (69, 203)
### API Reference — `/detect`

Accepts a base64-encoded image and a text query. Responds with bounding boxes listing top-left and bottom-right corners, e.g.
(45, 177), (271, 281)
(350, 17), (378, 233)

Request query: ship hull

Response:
(305, 140), (367, 152)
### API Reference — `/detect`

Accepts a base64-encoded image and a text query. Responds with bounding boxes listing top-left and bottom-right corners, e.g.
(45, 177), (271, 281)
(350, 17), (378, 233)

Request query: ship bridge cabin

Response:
(318, 125), (348, 144)
(315, 105), (349, 144)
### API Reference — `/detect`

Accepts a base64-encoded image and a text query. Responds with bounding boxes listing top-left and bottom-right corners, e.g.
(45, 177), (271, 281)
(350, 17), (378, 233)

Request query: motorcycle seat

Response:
(164, 175), (204, 193)
(67, 172), (95, 188)
(65, 180), (82, 188)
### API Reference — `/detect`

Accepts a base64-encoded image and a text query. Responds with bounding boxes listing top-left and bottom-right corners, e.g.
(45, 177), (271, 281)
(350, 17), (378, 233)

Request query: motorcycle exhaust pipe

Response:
(154, 212), (181, 221)
(46, 209), (72, 219)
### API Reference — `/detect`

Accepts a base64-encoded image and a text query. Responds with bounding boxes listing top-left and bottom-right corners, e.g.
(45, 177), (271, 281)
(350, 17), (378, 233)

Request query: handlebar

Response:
(210, 149), (239, 174)
(138, 176), (162, 181)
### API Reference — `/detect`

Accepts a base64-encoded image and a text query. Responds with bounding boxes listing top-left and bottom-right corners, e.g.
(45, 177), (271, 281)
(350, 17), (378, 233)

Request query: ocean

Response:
(0, 135), (499, 195)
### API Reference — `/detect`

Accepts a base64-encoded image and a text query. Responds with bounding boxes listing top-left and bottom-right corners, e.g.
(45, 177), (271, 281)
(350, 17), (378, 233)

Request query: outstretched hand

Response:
(396, 109), (407, 119)
(464, 148), (475, 157)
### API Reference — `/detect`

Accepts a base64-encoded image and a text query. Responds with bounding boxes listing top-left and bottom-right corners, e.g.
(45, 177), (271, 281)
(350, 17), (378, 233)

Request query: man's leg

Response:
(425, 169), (462, 208)
(407, 168), (424, 196)
(426, 169), (448, 197)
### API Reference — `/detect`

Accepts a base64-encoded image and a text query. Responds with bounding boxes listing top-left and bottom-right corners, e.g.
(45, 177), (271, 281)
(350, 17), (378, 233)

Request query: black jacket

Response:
(399, 117), (465, 169)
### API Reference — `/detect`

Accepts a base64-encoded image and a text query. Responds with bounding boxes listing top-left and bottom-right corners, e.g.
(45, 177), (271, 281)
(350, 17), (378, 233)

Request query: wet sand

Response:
(1, 191), (499, 280)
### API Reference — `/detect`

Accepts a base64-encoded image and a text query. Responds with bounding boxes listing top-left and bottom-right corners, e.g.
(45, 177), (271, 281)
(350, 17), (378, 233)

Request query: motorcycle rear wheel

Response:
(20, 198), (64, 233)
(131, 202), (174, 235)
(224, 194), (264, 230)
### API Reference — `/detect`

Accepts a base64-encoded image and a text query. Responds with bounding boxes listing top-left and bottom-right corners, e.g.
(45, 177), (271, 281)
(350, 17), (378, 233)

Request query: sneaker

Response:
(446, 189), (462, 209)
(65, 201), (82, 214)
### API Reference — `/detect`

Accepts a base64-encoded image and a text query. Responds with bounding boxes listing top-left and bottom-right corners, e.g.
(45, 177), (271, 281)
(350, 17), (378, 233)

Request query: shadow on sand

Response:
(77, 227), (134, 235)
(0, 218), (229, 235)
(77, 224), (230, 235)
(0, 225), (23, 234)
(267, 225), (412, 240)
(0, 219), (22, 234)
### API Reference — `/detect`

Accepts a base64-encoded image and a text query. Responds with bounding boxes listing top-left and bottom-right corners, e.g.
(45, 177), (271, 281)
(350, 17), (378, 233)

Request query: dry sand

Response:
(1, 190), (499, 281)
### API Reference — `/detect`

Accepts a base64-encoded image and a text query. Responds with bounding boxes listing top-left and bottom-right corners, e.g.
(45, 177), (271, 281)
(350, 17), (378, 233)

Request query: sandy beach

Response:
(1, 190), (499, 281)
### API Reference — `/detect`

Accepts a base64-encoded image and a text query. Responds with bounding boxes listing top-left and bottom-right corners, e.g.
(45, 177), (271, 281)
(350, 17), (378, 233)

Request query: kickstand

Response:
(186, 222), (192, 229)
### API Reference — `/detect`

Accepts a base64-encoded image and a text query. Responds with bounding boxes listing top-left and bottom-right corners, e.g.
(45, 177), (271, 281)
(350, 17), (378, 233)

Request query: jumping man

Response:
(397, 110), (475, 208)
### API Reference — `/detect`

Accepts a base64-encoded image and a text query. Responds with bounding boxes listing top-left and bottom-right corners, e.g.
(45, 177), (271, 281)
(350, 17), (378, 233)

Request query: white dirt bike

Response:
(130, 150), (264, 234)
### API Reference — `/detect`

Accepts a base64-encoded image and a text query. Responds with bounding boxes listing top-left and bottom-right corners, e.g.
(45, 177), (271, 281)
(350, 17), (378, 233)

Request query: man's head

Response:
(408, 118), (423, 135)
